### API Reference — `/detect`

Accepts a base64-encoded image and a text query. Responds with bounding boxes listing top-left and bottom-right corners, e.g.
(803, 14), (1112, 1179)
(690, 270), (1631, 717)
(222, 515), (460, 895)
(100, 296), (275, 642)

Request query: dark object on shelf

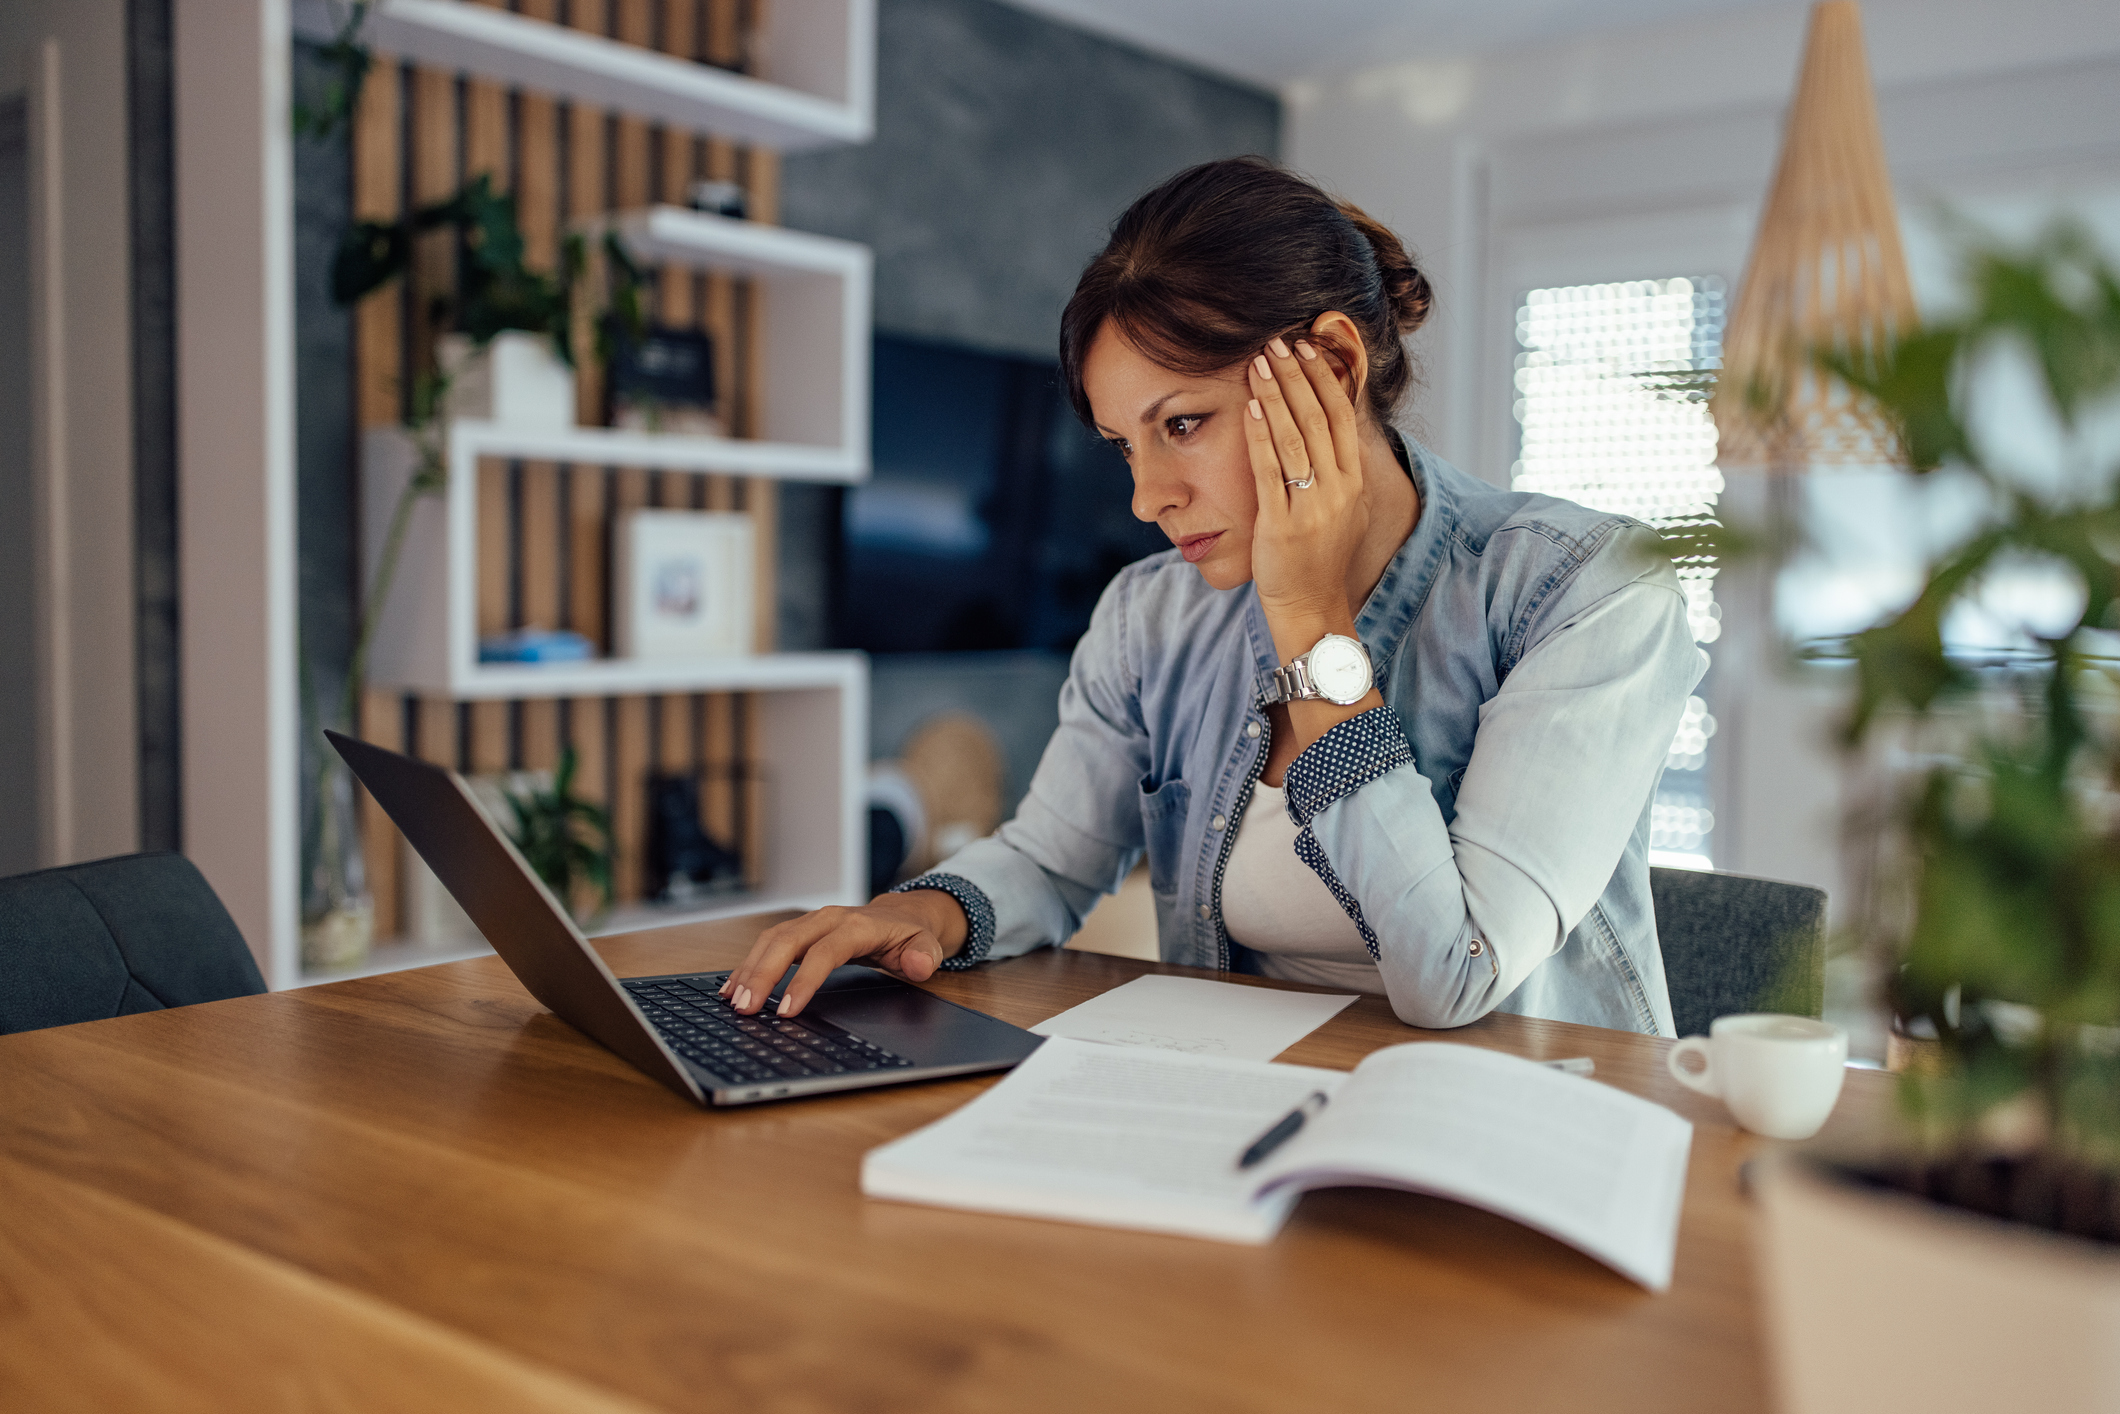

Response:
(0, 852), (266, 1035)
(646, 771), (744, 904)
(606, 323), (720, 435)
(687, 178), (748, 220)
(835, 334), (1168, 654)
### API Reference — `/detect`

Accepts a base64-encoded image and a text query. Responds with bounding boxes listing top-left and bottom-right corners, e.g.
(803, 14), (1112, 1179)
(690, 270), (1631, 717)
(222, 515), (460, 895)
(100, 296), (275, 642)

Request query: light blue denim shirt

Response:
(899, 439), (1704, 1036)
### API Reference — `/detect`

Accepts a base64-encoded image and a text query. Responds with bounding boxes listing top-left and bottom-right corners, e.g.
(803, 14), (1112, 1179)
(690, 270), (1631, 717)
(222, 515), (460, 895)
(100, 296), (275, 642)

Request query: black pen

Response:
(1237, 1091), (1330, 1170)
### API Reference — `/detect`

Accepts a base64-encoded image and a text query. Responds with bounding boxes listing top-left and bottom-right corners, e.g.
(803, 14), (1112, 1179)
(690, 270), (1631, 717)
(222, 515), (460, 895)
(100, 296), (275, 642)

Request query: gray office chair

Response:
(0, 852), (266, 1035)
(1650, 866), (1826, 1038)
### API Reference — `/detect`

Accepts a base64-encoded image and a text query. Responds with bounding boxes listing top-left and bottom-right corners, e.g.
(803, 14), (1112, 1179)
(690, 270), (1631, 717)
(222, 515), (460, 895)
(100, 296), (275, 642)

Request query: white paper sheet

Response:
(1029, 975), (1358, 1062)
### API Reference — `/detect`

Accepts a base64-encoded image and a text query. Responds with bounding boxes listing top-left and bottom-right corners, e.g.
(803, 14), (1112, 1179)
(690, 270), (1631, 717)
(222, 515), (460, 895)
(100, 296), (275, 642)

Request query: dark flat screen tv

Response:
(834, 334), (1169, 655)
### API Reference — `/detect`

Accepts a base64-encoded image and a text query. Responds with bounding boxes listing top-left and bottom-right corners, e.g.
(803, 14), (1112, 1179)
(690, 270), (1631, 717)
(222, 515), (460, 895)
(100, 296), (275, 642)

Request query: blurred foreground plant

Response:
(1813, 220), (2120, 1183)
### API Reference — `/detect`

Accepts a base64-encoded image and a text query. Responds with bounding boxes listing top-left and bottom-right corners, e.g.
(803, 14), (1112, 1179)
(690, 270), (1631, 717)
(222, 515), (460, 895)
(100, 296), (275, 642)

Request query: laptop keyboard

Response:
(624, 978), (914, 1085)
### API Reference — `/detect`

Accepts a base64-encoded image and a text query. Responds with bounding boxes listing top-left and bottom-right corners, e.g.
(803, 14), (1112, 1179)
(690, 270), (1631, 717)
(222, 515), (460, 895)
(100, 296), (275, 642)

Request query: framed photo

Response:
(614, 510), (755, 659)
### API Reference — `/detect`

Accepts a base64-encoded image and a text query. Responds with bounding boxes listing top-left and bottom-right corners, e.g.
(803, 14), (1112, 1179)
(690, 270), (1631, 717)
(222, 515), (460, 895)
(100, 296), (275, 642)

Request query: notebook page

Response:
(1256, 1043), (1692, 1290)
(862, 1037), (1347, 1242)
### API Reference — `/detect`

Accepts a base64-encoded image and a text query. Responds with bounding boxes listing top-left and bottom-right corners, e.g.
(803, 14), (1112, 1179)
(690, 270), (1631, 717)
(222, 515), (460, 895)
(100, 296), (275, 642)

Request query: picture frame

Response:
(614, 510), (755, 659)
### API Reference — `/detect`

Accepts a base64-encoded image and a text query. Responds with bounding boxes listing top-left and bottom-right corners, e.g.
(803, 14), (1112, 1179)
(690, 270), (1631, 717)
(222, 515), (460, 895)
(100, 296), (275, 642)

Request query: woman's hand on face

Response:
(1243, 336), (1369, 629)
(719, 890), (965, 1018)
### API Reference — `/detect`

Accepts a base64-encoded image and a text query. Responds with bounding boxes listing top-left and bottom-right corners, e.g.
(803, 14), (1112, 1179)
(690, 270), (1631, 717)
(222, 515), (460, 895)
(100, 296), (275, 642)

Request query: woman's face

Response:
(1082, 324), (1259, 591)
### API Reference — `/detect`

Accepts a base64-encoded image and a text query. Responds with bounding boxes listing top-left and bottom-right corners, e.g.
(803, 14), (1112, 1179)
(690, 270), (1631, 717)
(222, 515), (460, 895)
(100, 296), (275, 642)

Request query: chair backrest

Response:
(0, 852), (266, 1035)
(1650, 867), (1827, 1039)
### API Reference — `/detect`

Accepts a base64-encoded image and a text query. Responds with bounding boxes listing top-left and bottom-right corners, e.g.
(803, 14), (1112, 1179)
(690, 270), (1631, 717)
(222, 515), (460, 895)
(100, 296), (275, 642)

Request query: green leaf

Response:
(1818, 326), (1969, 473)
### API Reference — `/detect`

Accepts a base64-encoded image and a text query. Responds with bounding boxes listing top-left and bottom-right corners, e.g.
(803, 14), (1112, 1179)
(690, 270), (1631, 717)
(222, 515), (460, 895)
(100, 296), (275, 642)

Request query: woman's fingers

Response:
(1248, 350), (1315, 492)
(778, 924), (940, 1019)
(1294, 339), (1363, 481)
(724, 906), (852, 1010)
(726, 904), (947, 1016)
(1242, 380), (1289, 517)
(1263, 338), (1344, 492)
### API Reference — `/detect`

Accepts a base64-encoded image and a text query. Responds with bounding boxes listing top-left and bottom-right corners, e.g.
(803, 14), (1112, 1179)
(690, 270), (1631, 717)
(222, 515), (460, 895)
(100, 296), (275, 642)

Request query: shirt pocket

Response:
(1138, 775), (1191, 896)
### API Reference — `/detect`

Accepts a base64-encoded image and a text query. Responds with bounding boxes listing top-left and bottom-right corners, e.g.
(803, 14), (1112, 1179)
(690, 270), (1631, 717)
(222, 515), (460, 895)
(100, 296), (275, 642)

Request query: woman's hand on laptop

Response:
(721, 890), (969, 1017)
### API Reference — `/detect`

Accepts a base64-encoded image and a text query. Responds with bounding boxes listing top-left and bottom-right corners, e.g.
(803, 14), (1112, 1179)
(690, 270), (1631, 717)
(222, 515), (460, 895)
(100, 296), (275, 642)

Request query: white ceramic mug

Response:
(1666, 1014), (1848, 1140)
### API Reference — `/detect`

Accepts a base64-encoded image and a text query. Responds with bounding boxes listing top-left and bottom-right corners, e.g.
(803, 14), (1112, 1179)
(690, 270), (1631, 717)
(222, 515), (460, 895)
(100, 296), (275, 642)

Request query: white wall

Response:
(0, 0), (141, 868)
(174, 0), (300, 984)
(1285, 0), (2120, 917)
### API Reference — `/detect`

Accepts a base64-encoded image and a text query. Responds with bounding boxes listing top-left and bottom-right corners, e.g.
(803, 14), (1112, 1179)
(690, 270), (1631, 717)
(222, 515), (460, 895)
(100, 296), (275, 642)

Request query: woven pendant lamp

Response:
(1713, 1), (1916, 469)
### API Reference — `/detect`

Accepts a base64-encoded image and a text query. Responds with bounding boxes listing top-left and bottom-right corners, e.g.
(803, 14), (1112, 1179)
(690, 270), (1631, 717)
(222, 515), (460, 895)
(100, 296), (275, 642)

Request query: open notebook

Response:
(862, 1037), (1693, 1291)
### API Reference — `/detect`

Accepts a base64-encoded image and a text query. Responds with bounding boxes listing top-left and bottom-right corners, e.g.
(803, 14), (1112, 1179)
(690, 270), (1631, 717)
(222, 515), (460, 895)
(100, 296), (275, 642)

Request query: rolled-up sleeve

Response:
(1285, 547), (1704, 1028)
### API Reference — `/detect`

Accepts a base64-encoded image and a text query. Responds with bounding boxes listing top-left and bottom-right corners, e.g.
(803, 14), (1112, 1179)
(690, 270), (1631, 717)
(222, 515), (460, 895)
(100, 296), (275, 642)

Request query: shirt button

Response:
(1245, 722), (1261, 739)
(1197, 903), (1212, 920)
(1210, 814), (1227, 831)
(1468, 939), (1485, 957)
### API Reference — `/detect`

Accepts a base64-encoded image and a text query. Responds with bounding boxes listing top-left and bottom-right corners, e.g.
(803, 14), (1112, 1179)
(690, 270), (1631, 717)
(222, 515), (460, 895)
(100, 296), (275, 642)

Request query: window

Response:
(1513, 277), (1726, 868)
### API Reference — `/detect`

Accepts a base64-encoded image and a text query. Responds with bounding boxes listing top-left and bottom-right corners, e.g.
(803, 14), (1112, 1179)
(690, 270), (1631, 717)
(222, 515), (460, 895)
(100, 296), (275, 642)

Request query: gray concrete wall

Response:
(776, 0), (1280, 657)
(781, 0), (1280, 362)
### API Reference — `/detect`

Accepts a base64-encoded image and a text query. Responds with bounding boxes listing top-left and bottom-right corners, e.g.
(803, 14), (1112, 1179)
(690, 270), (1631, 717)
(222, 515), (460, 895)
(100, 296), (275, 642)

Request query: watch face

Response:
(1308, 636), (1371, 705)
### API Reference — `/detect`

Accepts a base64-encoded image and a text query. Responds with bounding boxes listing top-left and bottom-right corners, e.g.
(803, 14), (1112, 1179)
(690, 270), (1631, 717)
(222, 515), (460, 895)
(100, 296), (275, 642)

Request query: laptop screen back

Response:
(325, 730), (700, 1101)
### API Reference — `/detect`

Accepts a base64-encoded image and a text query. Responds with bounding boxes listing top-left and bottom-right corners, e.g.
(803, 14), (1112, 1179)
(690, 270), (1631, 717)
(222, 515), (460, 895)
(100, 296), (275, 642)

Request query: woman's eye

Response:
(1105, 437), (1132, 458)
(1167, 414), (1206, 439)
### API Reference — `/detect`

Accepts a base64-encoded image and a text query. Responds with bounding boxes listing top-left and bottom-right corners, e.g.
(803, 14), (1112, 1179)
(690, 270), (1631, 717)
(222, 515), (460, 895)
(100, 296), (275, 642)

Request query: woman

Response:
(725, 157), (1703, 1036)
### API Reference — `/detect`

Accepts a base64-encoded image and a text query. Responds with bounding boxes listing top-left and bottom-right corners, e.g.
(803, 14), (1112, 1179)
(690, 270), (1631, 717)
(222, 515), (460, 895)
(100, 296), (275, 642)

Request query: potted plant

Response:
(1751, 221), (2120, 1411)
(497, 749), (616, 925)
(331, 173), (644, 429)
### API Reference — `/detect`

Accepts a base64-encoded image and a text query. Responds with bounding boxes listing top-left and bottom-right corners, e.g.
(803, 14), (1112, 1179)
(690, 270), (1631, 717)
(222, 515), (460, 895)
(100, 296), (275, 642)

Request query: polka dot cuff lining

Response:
(1293, 825), (1383, 961)
(889, 872), (995, 971)
(1282, 706), (1415, 829)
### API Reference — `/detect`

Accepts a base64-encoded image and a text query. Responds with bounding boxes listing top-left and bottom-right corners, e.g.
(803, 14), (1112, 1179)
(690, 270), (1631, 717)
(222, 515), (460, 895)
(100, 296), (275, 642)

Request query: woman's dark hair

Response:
(1059, 156), (1433, 429)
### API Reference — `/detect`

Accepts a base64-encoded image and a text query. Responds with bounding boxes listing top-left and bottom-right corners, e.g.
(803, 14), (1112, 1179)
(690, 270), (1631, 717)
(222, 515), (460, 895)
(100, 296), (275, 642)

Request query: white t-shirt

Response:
(1220, 780), (1384, 993)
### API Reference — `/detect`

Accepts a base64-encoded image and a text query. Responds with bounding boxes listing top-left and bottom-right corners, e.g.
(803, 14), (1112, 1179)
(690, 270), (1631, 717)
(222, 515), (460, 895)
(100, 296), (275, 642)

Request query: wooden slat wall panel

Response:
(611, 696), (651, 903)
(520, 464), (561, 631)
(475, 461), (510, 638)
(347, 2), (782, 939)
(410, 67), (459, 384)
(355, 58), (407, 941)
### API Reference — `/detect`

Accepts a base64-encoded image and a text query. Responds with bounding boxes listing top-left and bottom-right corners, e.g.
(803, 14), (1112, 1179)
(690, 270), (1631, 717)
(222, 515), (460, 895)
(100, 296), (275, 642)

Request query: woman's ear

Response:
(1307, 311), (1369, 408)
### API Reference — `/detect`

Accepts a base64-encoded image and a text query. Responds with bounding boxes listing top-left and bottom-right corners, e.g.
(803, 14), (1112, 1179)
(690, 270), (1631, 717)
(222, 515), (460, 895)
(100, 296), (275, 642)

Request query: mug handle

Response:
(1667, 1036), (1718, 1096)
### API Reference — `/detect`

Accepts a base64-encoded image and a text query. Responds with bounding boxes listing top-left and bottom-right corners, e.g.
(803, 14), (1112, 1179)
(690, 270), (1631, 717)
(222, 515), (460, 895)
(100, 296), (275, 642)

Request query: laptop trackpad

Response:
(809, 985), (1040, 1067)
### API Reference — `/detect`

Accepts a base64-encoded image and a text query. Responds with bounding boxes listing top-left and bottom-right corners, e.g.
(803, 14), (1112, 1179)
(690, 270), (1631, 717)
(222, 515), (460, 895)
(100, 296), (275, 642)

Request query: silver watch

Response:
(1256, 633), (1374, 708)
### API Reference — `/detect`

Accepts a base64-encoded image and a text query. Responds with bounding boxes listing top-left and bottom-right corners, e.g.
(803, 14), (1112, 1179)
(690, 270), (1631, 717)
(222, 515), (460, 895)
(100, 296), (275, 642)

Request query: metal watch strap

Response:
(1255, 659), (1316, 708)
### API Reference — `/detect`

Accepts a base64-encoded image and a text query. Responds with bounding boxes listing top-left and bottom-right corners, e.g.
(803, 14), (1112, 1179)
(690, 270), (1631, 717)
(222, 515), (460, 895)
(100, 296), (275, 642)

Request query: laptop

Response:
(326, 731), (1043, 1106)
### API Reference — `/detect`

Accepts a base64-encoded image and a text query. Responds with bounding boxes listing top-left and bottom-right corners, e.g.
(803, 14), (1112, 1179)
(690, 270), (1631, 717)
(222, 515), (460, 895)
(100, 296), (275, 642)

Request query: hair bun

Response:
(1337, 200), (1433, 336)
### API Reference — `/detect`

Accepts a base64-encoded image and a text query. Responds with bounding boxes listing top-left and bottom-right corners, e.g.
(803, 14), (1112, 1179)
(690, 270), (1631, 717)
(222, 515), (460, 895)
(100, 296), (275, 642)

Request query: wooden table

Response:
(0, 914), (1891, 1413)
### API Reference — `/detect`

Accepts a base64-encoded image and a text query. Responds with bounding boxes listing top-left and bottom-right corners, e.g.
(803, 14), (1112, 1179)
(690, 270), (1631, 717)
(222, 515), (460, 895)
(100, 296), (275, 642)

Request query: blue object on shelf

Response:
(478, 629), (597, 664)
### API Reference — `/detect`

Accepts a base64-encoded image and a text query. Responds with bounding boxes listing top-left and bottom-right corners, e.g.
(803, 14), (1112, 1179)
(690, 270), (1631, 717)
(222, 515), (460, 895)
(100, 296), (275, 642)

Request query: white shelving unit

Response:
(351, 0), (876, 150)
(293, 0), (879, 989)
(608, 207), (872, 472)
(356, 419), (872, 973)
(363, 424), (872, 695)
(297, 651), (866, 988)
